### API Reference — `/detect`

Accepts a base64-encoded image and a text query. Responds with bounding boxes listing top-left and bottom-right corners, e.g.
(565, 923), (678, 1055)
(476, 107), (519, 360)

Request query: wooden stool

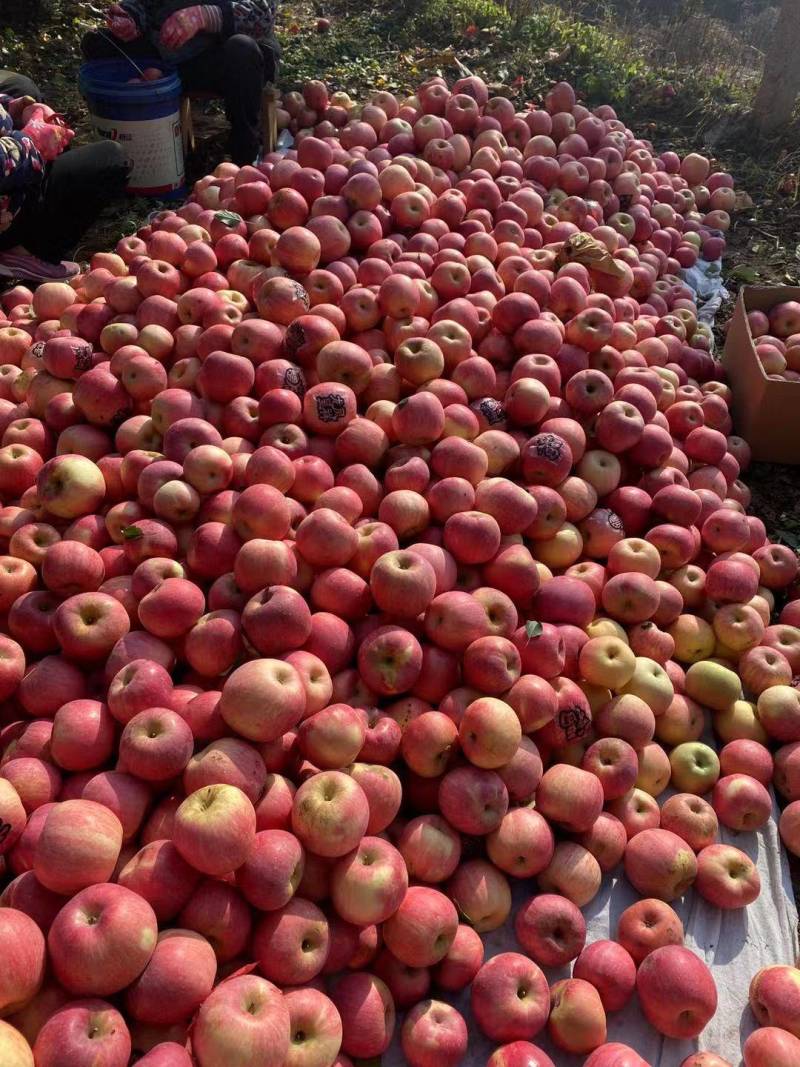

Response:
(180, 83), (278, 158)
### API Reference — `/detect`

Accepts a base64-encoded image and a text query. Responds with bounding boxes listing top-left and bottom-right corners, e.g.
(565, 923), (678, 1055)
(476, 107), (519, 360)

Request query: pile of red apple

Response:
(0, 72), (798, 1067)
(749, 303), (800, 381)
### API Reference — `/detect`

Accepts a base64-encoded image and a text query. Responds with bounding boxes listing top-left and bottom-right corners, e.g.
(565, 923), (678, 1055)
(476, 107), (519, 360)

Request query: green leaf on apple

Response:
(214, 210), (243, 228)
(525, 620), (543, 638)
(121, 525), (144, 540)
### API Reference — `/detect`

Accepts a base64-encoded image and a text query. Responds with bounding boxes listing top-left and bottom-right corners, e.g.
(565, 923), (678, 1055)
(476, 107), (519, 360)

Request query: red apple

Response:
(192, 974), (290, 1067)
(636, 944), (717, 1038)
(470, 952), (549, 1043)
(0, 907), (45, 1015)
(47, 882), (158, 996)
(33, 999), (130, 1067)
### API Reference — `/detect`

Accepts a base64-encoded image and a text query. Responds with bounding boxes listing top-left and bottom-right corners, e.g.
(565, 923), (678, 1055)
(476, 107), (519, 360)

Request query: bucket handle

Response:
(93, 30), (148, 78)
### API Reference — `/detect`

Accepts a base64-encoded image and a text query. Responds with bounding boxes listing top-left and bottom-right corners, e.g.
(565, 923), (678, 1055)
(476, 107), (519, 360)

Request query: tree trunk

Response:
(753, 0), (800, 132)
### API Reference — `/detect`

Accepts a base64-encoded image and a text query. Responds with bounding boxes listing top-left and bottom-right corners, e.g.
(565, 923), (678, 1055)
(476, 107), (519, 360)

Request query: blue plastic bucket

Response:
(79, 59), (185, 199)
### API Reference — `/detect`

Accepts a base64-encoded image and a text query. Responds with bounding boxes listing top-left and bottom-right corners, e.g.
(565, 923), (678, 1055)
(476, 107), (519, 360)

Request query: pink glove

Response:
(159, 5), (223, 50)
(22, 117), (76, 162)
(106, 3), (140, 41)
(6, 96), (37, 127)
(21, 102), (56, 126)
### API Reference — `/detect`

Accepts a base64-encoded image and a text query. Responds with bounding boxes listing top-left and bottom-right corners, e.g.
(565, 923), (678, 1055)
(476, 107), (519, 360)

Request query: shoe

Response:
(0, 252), (80, 283)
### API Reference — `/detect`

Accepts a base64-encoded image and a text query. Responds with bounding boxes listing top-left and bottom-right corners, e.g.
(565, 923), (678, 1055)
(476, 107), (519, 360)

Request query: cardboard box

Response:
(722, 285), (800, 465)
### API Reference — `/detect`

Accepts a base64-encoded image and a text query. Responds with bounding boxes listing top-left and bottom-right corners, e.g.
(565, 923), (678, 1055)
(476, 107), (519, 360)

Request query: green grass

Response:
(278, 0), (758, 118)
(0, 0), (782, 150)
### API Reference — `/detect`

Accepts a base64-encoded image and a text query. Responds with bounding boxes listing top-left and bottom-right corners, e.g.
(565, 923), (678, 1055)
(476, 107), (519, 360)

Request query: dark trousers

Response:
(81, 32), (278, 166)
(0, 70), (42, 103)
(0, 70), (130, 260)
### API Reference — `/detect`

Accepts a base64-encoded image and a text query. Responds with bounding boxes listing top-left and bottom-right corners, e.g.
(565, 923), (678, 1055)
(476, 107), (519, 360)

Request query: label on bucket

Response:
(91, 110), (185, 196)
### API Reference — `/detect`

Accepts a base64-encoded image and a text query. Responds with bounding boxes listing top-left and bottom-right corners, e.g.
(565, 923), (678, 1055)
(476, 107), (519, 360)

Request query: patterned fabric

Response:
(230, 0), (276, 39)
(119, 0), (276, 44)
(0, 96), (45, 236)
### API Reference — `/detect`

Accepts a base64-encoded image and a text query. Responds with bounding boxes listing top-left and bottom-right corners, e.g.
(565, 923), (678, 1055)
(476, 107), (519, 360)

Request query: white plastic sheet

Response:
(683, 254), (729, 331)
(384, 793), (798, 1065)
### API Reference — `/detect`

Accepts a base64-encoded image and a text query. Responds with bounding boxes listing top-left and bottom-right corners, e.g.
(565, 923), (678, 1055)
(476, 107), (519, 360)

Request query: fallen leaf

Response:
(775, 528), (800, 551)
(729, 264), (758, 283)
